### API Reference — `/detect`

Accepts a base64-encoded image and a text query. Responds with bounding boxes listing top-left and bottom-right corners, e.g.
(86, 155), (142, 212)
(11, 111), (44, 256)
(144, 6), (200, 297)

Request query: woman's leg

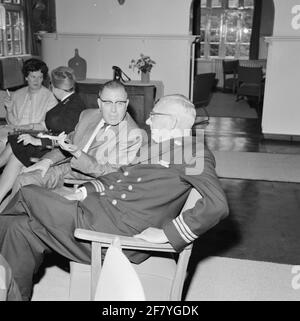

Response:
(0, 154), (23, 205)
(0, 144), (12, 168)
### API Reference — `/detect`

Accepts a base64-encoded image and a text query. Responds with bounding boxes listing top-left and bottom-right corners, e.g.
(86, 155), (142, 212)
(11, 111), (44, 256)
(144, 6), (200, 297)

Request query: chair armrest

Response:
(75, 228), (191, 253)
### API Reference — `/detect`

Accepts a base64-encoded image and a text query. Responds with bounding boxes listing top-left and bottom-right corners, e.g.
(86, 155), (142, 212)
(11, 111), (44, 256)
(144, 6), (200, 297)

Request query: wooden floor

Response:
(190, 116), (300, 262)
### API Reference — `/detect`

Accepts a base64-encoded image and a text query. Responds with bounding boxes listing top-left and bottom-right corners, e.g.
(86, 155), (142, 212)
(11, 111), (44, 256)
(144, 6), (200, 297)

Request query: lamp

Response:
(117, 0), (125, 5)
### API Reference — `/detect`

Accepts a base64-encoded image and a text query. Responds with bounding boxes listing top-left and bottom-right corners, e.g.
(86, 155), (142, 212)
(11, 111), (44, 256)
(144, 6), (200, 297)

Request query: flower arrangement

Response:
(129, 54), (156, 73)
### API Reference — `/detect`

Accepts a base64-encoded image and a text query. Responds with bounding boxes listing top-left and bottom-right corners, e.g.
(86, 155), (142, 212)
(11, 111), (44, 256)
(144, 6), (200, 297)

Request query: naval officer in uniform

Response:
(0, 94), (229, 300)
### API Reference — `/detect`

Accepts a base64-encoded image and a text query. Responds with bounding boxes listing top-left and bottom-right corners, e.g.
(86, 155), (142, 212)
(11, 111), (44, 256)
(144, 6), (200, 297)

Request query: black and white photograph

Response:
(0, 0), (299, 305)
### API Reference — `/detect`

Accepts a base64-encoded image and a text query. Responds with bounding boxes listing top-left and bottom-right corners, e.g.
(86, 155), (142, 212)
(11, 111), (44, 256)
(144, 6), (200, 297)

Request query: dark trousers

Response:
(0, 186), (92, 300)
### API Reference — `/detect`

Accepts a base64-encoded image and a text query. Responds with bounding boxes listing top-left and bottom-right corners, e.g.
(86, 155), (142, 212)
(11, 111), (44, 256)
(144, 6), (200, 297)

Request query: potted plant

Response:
(129, 54), (156, 82)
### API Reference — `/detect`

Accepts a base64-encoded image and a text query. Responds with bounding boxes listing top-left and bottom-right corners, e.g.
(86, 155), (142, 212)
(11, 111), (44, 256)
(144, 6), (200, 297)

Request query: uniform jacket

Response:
(80, 136), (229, 258)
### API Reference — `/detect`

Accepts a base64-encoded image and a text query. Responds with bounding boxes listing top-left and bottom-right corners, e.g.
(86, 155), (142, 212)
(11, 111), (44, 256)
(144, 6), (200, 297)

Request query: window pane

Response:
(210, 44), (219, 56)
(241, 27), (251, 42)
(7, 40), (12, 55)
(244, 0), (254, 8)
(212, 0), (222, 8)
(200, 44), (205, 57)
(6, 11), (11, 26)
(210, 29), (220, 42)
(6, 28), (11, 41)
(200, 29), (205, 41)
(224, 11), (239, 42)
(225, 44), (236, 57)
(200, 14), (207, 29)
(201, 0), (208, 8)
(228, 0), (239, 8)
(211, 12), (222, 29)
(239, 44), (250, 58)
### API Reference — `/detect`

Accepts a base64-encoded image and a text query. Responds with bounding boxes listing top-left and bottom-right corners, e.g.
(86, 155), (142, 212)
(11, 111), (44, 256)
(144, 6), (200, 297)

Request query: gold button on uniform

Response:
(121, 194), (126, 199)
(109, 185), (114, 190)
(112, 200), (117, 206)
(128, 185), (133, 191)
(123, 171), (129, 176)
(137, 177), (142, 182)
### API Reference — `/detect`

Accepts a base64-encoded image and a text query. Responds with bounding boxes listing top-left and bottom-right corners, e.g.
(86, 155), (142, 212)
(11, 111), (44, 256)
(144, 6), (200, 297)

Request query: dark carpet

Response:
(188, 178), (300, 270)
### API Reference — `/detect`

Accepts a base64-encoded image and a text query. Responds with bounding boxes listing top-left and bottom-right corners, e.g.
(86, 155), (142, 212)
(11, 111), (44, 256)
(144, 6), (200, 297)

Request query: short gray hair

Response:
(156, 94), (196, 129)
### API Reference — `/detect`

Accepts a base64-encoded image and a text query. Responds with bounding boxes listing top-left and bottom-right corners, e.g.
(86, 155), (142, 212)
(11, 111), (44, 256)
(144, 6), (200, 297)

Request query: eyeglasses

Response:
(149, 111), (174, 119)
(99, 97), (127, 108)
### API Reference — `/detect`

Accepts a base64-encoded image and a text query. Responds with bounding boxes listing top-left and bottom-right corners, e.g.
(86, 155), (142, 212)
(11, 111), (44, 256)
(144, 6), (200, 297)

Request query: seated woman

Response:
(0, 58), (57, 154)
(0, 66), (86, 206)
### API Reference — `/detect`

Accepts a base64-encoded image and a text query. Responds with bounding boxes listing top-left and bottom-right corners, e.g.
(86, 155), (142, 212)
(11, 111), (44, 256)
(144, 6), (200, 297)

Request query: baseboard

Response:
(263, 133), (300, 141)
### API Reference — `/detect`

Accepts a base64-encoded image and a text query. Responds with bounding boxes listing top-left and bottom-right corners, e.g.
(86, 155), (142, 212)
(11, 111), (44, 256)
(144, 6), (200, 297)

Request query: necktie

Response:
(82, 119), (105, 153)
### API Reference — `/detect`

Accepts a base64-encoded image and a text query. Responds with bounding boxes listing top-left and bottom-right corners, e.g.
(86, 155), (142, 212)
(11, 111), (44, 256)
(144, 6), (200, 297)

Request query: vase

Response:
(141, 71), (150, 83)
(68, 48), (87, 81)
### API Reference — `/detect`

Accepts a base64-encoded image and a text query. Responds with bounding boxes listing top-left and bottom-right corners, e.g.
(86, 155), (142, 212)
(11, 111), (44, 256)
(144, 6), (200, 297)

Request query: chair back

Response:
(193, 73), (216, 108)
(222, 59), (239, 75)
(237, 65), (263, 84)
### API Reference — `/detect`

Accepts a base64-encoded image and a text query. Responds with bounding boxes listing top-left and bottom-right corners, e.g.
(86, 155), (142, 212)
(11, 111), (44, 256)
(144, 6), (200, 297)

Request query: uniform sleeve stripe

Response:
(91, 180), (104, 193)
(178, 214), (198, 239)
(173, 219), (192, 243)
(175, 217), (195, 242)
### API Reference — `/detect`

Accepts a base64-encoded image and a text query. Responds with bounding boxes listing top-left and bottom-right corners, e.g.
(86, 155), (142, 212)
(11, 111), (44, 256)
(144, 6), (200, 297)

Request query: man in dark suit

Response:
(0, 94), (229, 300)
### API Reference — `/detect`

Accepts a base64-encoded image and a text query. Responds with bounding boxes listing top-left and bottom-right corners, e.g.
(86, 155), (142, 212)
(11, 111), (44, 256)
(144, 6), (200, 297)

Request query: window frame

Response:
(199, 0), (254, 59)
(0, 0), (26, 57)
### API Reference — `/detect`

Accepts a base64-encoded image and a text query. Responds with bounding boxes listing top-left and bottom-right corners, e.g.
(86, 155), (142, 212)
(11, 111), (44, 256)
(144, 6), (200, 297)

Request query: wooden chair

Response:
(69, 188), (202, 301)
(222, 59), (239, 93)
(193, 73), (216, 126)
(236, 65), (265, 106)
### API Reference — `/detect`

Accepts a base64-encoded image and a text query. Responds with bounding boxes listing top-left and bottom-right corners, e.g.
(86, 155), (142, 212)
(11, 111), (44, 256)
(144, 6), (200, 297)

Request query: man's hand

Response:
(21, 158), (53, 177)
(63, 188), (86, 201)
(133, 227), (169, 244)
(56, 132), (78, 154)
(17, 134), (41, 146)
(3, 94), (13, 109)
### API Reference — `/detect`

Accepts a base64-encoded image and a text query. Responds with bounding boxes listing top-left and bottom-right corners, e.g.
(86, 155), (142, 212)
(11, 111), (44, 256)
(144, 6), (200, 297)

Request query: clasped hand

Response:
(56, 132), (78, 154)
(17, 134), (41, 146)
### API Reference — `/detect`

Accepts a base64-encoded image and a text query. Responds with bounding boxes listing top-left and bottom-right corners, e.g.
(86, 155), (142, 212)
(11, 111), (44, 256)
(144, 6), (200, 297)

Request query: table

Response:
(77, 79), (164, 102)
(76, 79), (164, 129)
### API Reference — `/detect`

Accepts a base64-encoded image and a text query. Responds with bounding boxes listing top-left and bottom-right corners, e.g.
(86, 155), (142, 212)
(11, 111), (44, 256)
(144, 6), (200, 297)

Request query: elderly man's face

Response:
(98, 87), (128, 125)
(146, 100), (177, 143)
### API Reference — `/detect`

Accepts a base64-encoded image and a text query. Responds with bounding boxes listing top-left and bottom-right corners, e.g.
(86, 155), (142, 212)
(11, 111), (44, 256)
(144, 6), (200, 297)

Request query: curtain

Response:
(249, 0), (262, 60)
(24, 0), (36, 55)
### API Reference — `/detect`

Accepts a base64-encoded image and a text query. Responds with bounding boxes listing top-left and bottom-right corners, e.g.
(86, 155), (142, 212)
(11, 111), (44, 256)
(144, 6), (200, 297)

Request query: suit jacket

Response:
(80, 136), (229, 259)
(42, 109), (143, 180)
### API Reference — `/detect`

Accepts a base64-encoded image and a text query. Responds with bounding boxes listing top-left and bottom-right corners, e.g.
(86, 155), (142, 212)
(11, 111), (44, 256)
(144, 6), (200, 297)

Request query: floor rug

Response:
(206, 92), (258, 119)
(214, 151), (300, 183)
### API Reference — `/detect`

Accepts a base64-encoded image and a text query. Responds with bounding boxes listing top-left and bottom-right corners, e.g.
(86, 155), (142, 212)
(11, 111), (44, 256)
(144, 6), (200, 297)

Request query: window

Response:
(199, 0), (254, 59)
(0, 0), (26, 56)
